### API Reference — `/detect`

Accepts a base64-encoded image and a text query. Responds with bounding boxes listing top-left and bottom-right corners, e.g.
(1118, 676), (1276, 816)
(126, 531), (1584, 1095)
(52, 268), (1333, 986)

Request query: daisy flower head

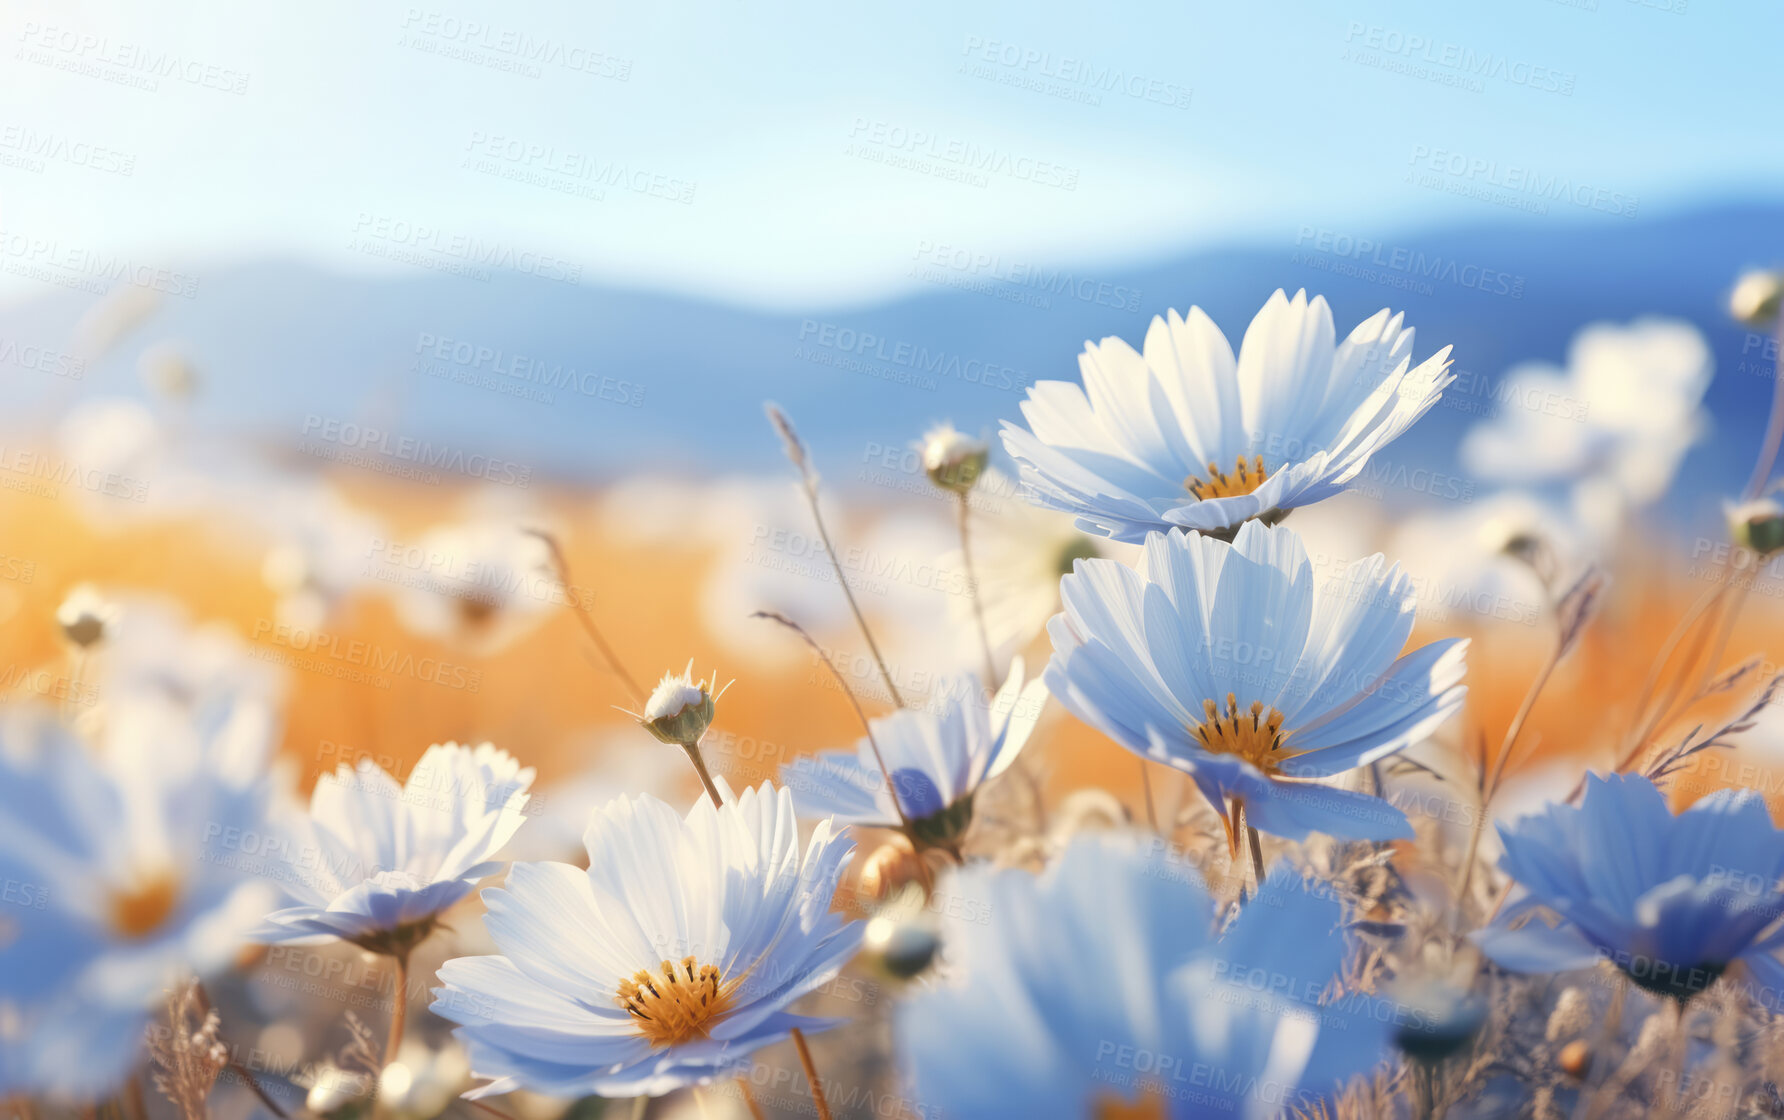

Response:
(431, 781), (862, 1099)
(1000, 289), (1455, 543)
(1045, 522), (1468, 841)
(1474, 773), (1784, 1003)
(254, 742), (533, 954)
(897, 835), (1392, 1118)
(779, 661), (1048, 852)
(627, 660), (730, 747)
(0, 704), (283, 1099)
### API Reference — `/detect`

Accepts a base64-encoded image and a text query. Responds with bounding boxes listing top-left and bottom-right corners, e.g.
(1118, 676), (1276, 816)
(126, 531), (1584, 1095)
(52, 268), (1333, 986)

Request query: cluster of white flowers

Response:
(8, 280), (1784, 1120)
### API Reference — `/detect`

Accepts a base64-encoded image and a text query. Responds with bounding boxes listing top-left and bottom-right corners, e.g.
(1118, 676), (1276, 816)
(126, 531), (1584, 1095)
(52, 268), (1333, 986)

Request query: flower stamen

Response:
(109, 869), (181, 940)
(1185, 455), (1269, 501)
(615, 956), (738, 1047)
(1191, 694), (1296, 775)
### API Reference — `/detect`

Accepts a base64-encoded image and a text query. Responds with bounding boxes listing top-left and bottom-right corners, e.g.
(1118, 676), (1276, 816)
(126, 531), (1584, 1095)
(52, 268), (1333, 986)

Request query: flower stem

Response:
(1138, 758), (1159, 832)
(790, 1027), (833, 1120)
(527, 529), (647, 708)
(1742, 313), (1784, 500)
(738, 1081), (766, 1120)
(753, 611), (909, 829)
(954, 492), (998, 688)
(681, 740), (726, 807)
(384, 949), (410, 1071)
(766, 405), (904, 707)
(1245, 823), (1265, 891)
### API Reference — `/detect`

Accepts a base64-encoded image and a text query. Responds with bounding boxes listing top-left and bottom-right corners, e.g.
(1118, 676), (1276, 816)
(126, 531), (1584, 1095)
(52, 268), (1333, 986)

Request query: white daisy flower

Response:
(1045, 522), (1468, 841)
(1459, 318), (1711, 538)
(383, 518), (560, 655)
(1001, 289), (1455, 542)
(55, 584), (118, 649)
(0, 704), (283, 1099)
(431, 781), (862, 1099)
(939, 468), (1112, 663)
(253, 742), (534, 954)
(898, 835), (1393, 1118)
(780, 663), (1047, 852)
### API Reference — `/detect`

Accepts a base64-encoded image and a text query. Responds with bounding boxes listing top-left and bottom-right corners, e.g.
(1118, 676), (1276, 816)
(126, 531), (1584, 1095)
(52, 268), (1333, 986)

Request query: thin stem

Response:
(955, 492), (998, 688)
(1621, 579), (1724, 748)
(1574, 975), (1627, 1120)
(752, 611), (909, 829)
(1660, 1000), (1690, 1114)
(191, 982), (292, 1120)
(1245, 823), (1266, 892)
(681, 740), (725, 808)
(384, 950), (410, 1071)
(229, 1061), (292, 1120)
(766, 405), (904, 707)
(790, 1028), (834, 1120)
(630, 1096), (649, 1120)
(1138, 757), (1159, 832)
(739, 1081), (767, 1120)
(464, 1099), (524, 1120)
(1742, 312), (1784, 500)
(526, 529), (647, 707)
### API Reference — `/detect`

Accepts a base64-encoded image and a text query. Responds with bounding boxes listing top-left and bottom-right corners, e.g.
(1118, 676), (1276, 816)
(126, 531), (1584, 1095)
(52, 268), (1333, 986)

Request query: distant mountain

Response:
(2, 201), (1779, 526)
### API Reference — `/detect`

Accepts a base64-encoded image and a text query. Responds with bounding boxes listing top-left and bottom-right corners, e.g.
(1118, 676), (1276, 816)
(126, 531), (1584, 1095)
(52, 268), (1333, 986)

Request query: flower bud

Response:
(1557, 1038), (1592, 1079)
(857, 834), (931, 902)
(920, 424), (989, 494)
(863, 911), (940, 979)
(56, 584), (116, 649)
(1390, 980), (1486, 1064)
(630, 660), (728, 746)
(1728, 498), (1784, 557)
(1730, 269), (1784, 328)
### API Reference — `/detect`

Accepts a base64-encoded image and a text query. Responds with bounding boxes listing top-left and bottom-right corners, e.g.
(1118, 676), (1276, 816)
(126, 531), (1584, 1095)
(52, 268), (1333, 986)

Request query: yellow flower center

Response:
(1191, 693), (1297, 776)
(615, 957), (739, 1048)
(108, 870), (181, 940)
(1093, 1086), (1169, 1120)
(1185, 455), (1270, 501)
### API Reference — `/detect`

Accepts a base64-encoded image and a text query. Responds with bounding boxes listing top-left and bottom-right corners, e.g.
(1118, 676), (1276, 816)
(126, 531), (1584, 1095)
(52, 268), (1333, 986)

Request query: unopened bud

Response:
(628, 660), (729, 746)
(920, 424), (989, 494)
(857, 834), (932, 902)
(863, 912), (940, 979)
(1728, 498), (1784, 557)
(1730, 269), (1784, 328)
(56, 584), (116, 649)
(1557, 1038), (1592, 1079)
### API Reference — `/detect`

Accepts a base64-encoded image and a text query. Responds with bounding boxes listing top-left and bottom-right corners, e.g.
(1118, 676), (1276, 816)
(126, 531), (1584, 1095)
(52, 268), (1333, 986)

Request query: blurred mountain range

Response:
(2, 201), (1780, 524)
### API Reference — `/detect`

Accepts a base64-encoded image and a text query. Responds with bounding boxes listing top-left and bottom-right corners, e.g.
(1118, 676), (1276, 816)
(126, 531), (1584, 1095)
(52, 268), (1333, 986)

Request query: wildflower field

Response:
(5, 4), (1784, 1118)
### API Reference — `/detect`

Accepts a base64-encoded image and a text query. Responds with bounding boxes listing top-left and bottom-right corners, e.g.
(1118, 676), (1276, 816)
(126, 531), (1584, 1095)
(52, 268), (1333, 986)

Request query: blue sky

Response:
(1, 0), (1778, 309)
